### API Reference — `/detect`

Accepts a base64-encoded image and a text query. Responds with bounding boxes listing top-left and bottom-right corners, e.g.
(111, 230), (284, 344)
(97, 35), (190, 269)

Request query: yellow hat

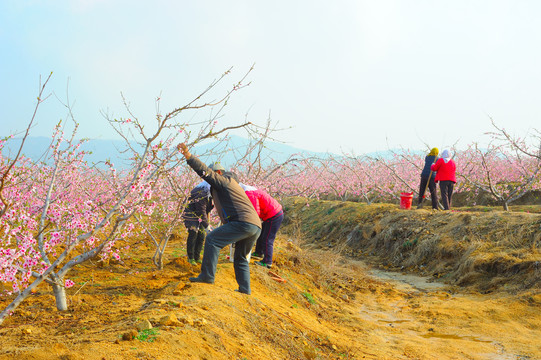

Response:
(428, 148), (439, 156)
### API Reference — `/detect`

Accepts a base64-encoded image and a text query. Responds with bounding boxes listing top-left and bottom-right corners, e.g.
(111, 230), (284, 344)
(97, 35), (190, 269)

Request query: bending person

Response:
(240, 183), (284, 269)
(182, 180), (213, 265)
(177, 143), (261, 294)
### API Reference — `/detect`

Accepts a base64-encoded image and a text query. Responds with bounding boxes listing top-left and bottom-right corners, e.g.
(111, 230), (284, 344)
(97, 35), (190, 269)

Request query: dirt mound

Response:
(1, 199), (540, 359)
(282, 197), (541, 293)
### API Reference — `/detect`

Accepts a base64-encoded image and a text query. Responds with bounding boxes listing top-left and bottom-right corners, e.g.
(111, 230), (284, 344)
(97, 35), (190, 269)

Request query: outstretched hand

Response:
(177, 143), (191, 159)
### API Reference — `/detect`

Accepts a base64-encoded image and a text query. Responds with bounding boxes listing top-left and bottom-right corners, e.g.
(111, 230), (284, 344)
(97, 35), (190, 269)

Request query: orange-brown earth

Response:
(1, 198), (540, 360)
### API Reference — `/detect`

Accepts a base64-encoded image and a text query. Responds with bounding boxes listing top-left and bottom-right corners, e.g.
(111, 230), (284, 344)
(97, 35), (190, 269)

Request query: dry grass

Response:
(281, 197), (541, 292)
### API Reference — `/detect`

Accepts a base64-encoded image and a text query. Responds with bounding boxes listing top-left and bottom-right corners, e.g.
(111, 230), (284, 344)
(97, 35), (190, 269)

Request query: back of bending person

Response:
(177, 143), (262, 294)
(240, 183), (284, 268)
(182, 181), (213, 265)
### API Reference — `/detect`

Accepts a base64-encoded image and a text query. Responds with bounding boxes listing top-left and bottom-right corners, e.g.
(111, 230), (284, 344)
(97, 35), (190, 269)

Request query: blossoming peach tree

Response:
(0, 67), (258, 324)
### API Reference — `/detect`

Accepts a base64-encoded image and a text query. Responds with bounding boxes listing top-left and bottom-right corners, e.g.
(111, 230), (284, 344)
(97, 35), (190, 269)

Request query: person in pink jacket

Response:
(240, 183), (284, 268)
(430, 149), (457, 210)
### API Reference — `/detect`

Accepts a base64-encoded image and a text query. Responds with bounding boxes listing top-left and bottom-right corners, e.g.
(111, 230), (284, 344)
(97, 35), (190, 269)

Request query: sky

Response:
(1, 0), (540, 155)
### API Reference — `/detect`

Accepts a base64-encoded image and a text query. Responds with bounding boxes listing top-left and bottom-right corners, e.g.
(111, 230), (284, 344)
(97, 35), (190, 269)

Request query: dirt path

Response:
(353, 260), (539, 359)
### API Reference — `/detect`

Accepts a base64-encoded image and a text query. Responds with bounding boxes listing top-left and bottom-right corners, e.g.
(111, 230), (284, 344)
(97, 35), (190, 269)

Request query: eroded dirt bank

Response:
(0, 199), (540, 360)
(282, 197), (541, 293)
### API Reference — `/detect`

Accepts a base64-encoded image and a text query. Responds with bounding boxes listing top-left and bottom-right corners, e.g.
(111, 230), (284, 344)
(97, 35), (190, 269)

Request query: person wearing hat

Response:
(208, 162), (225, 174)
(417, 147), (439, 210)
(182, 180), (213, 265)
(431, 149), (457, 210)
(177, 143), (261, 295)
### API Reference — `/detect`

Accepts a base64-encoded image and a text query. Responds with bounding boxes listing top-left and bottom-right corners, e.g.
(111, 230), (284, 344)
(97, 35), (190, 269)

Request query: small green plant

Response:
(402, 237), (418, 250)
(302, 292), (317, 305)
(291, 304), (299, 309)
(136, 328), (159, 342)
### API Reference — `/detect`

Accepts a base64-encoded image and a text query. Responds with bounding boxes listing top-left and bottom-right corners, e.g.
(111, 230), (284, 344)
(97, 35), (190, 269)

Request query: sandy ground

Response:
(1, 231), (539, 360)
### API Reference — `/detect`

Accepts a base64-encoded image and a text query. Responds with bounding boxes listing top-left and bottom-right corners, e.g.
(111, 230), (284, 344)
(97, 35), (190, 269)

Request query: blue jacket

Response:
(182, 183), (213, 229)
(421, 155), (437, 178)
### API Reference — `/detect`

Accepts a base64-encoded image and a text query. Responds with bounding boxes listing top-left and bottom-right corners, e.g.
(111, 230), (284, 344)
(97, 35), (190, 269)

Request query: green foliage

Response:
(402, 237), (418, 250)
(301, 292), (317, 305)
(136, 328), (159, 342)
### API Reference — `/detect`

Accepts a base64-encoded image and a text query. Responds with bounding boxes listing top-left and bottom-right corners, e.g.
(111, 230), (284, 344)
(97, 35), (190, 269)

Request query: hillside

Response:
(0, 199), (540, 360)
(283, 197), (541, 293)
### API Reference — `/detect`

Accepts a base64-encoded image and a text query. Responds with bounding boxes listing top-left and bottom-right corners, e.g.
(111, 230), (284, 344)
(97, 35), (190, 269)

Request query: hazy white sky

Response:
(1, 0), (540, 154)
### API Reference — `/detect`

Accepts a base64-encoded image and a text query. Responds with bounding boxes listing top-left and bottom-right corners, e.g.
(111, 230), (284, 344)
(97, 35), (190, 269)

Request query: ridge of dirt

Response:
(0, 199), (540, 359)
(282, 197), (541, 294)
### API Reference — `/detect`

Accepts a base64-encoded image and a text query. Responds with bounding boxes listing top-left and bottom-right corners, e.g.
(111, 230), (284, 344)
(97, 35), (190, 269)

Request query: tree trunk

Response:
(503, 202), (509, 211)
(52, 283), (68, 311)
(157, 253), (164, 271)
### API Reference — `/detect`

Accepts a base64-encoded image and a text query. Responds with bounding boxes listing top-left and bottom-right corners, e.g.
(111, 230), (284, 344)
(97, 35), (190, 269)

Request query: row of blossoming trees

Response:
(1, 71), (540, 324)
(235, 130), (541, 212)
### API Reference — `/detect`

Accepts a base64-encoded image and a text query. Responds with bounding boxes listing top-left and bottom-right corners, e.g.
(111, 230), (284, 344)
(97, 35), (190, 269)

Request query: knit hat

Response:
(428, 148), (439, 156)
(208, 162), (226, 171)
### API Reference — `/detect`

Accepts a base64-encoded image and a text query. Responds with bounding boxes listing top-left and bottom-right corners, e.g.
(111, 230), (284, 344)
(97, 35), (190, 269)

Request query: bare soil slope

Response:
(1, 199), (540, 360)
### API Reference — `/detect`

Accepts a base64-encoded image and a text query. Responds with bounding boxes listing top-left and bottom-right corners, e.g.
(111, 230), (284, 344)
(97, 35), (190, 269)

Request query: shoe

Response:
(189, 276), (213, 284)
(234, 289), (251, 295)
(254, 261), (272, 269)
(188, 259), (197, 265)
(251, 252), (263, 259)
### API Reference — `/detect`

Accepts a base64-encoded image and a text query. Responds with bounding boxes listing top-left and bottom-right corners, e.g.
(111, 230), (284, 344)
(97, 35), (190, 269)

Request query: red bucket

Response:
(400, 192), (413, 210)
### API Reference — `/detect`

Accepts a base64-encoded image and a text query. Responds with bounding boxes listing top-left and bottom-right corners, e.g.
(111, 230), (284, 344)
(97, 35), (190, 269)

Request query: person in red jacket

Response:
(430, 149), (457, 210)
(240, 183), (284, 268)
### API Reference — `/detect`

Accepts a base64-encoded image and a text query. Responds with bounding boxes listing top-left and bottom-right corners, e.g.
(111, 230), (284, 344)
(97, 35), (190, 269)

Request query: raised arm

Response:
(177, 143), (227, 189)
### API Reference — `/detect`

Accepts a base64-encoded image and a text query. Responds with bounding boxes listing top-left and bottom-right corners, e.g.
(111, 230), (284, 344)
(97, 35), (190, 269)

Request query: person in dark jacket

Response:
(177, 143), (262, 295)
(417, 147), (439, 209)
(182, 181), (213, 265)
(431, 149), (457, 210)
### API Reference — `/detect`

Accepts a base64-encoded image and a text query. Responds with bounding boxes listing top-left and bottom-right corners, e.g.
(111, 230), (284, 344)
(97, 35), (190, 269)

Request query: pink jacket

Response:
(431, 158), (457, 183)
(245, 189), (283, 221)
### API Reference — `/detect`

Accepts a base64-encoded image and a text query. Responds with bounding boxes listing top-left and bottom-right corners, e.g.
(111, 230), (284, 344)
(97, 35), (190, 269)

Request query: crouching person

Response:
(177, 143), (261, 294)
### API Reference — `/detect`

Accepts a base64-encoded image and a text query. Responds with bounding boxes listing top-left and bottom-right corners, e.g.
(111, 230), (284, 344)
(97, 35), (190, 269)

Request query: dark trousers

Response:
(418, 175), (438, 209)
(439, 181), (454, 210)
(198, 221), (261, 294)
(186, 226), (206, 261)
(255, 211), (284, 265)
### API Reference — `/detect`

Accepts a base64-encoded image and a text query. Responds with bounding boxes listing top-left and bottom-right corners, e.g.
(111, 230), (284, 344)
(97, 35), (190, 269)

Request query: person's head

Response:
(208, 162), (226, 175)
(429, 148), (439, 157)
(441, 149), (451, 159)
